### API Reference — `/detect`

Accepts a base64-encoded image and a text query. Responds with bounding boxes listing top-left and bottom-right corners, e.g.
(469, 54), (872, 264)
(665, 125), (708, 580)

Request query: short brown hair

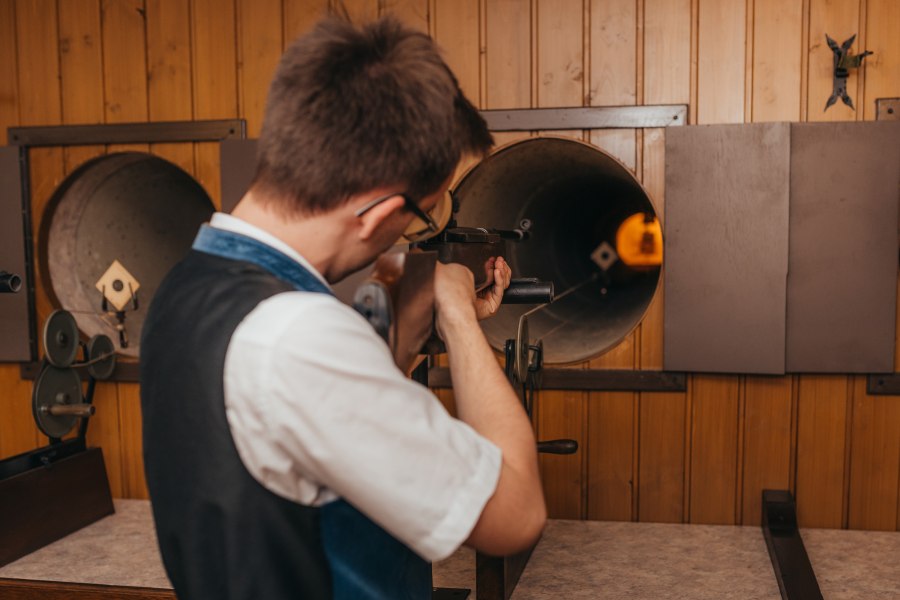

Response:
(252, 14), (493, 216)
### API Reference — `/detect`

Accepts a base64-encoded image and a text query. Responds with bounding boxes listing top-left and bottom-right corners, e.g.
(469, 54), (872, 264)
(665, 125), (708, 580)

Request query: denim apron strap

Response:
(192, 224), (333, 296)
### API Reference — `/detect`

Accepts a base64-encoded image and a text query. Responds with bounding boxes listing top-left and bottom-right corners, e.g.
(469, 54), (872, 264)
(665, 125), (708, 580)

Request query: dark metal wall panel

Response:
(0, 146), (32, 361)
(785, 121), (900, 373)
(219, 138), (258, 213)
(664, 123), (791, 374)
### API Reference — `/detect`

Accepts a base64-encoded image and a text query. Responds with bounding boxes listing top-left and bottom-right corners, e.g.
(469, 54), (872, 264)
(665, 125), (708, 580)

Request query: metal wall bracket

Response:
(480, 105), (686, 131)
(8, 119), (245, 147)
(876, 98), (900, 121)
(428, 367), (686, 392)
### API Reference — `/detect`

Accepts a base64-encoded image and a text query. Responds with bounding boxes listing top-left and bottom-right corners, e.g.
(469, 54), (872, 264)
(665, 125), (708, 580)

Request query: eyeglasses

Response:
(354, 192), (442, 242)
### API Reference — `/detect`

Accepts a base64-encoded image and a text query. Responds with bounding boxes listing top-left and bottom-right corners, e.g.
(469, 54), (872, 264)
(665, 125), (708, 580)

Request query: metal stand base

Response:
(761, 490), (823, 600)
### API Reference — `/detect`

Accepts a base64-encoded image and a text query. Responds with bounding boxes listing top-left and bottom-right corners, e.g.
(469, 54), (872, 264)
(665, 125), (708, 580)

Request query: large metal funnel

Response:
(454, 136), (660, 364)
(42, 152), (214, 357)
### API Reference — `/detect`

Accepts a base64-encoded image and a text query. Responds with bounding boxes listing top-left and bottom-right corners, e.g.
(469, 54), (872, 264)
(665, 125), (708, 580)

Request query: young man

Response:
(141, 13), (545, 600)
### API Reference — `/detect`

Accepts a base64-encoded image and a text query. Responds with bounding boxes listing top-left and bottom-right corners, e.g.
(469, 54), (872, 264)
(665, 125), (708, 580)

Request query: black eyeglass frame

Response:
(353, 192), (440, 238)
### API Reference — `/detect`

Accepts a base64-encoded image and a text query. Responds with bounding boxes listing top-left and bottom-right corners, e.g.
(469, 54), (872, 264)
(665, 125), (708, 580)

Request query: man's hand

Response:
(433, 262), (478, 341)
(475, 256), (511, 321)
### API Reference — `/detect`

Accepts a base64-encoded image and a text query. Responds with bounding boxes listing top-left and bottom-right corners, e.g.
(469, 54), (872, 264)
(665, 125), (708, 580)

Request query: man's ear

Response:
(356, 194), (405, 241)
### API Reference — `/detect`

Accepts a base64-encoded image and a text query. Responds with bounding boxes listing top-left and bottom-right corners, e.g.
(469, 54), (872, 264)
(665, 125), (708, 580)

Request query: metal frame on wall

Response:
(10, 119), (245, 378)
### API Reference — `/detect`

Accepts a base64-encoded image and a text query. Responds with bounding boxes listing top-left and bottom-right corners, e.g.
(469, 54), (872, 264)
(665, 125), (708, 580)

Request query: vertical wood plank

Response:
(237, 0), (281, 138)
(638, 0), (689, 522)
(59, 0), (124, 497)
(146, 0), (195, 174)
(192, 0), (238, 209)
(588, 0), (637, 171)
(343, 0), (379, 22)
(689, 375), (740, 524)
(586, 335), (636, 521)
(17, 0), (64, 350)
(283, 0), (330, 46)
(382, 0), (429, 31)
(101, 0), (149, 500)
(584, 0), (638, 522)
(696, 0), (746, 124)
(740, 0), (801, 526)
(485, 0), (531, 112)
(847, 377), (900, 530)
(643, 0), (690, 105)
(534, 0), (585, 520)
(58, 0), (105, 170)
(741, 377), (792, 524)
(435, 0), (480, 103)
(117, 383), (148, 498)
(795, 375), (849, 527)
(752, 0), (803, 122)
(0, 0), (17, 144)
(684, 0), (745, 525)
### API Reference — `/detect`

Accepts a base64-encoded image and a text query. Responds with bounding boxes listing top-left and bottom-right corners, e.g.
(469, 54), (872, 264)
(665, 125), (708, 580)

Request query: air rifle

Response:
(352, 219), (554, 373)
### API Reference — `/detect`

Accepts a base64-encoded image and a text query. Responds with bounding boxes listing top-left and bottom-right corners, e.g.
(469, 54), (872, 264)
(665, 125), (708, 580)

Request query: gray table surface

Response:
(1, 499), (898, 599)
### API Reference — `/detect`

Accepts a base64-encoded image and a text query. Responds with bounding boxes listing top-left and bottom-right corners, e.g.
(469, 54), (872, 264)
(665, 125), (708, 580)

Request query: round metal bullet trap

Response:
(32, 365), (87, 439)
(42, 152), (215, 358)
(454, 137), (661, 364)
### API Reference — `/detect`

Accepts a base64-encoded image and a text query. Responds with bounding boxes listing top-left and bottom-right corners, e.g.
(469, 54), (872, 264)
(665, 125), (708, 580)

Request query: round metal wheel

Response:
(86, 334), (117, 380)
(32, 366), (83, 438)
(43, 309), (80, 367)
(515, 316), (530, 384)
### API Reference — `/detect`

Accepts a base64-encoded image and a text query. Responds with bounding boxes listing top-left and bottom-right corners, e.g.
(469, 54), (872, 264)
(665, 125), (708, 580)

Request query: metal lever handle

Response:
(537, 439), (578, 455)
(502, 279), (554, 304)
(45, 403), (96, 418)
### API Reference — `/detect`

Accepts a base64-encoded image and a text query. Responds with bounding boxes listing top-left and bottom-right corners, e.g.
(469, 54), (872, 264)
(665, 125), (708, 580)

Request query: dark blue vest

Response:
(141, 225), (431, 600)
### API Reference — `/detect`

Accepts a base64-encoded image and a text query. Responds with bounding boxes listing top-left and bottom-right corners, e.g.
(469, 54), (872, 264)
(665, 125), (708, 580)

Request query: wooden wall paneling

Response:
(643, 0), (690, 106)
(0, 0), (17, 143)
(751, 0), (803, 122)
(191, 0), (238, 210)
(795, 375), (850, 528)
(382, 0), (429, 32)
(584, 0), (638, 523)
(237, 0), (282, 138)
(342, 0), (379, 23)
(741, 376), (793, 524)
(739, 0), (802, 527)
(534, 0), (585, 520)
(434, 0), (480, 103)
(688, 375), (740, 524)
(683, 0), (746, 525)
(17, 0), (64, 340)
(58, 0), (125, 498)
(587, 0), (637, 172)
(58, 0), (105, 171)
(485, 0), (532, 148)
(146, 0), (194, 174)
(696, 0), (746, 125)
(283, 0), (330, 46)
(807, 0), (859, 122)
(847, 376), (900, 530)
(586, 336), (636, 521)
(638, 0), (689, 523)
(862, 0), (899, 121)
(101, 0), (150, 500)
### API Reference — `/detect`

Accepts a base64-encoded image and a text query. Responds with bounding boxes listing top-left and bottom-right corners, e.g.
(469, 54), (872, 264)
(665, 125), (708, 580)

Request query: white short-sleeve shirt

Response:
(213, 214), (502, 562)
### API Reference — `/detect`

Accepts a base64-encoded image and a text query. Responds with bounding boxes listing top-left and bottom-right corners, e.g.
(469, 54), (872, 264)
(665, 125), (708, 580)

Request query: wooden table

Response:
(1, 500), (898, 599)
